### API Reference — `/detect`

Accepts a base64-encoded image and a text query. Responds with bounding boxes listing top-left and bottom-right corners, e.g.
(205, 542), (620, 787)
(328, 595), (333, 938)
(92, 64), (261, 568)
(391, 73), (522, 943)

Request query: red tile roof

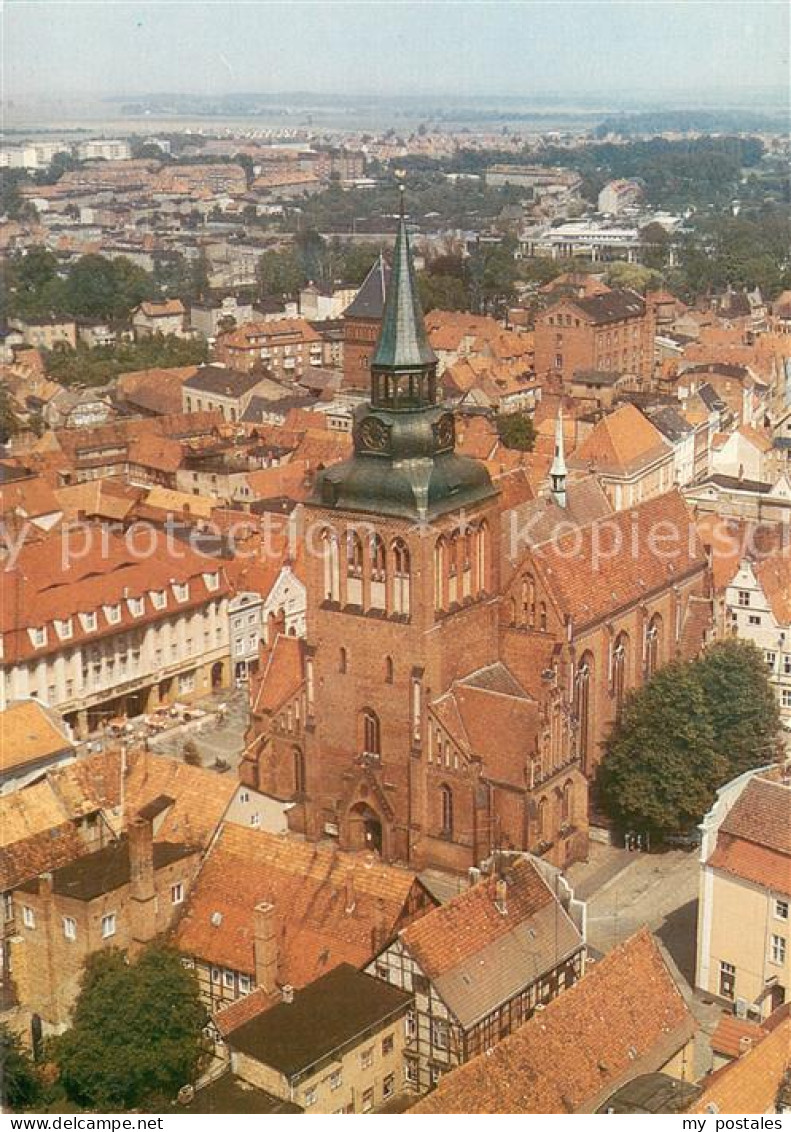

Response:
(401, 857), (555, 979)
(530, 490), (707, 629)
(707, 773), (791, 896)
(252, 635), (304, 715)
(0, 526), (230, 664)
(412, 929), (696, 1114)
(689, 1017), (791, 1114)
(710, 1014), (766, 1060)
(174, 824), (434, 985)
(572, 403), (671, 477)
(720, 773), (791, 855)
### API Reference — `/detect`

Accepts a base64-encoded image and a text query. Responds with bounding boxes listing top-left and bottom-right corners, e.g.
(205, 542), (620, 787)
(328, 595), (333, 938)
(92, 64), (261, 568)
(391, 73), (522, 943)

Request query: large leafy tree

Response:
(598, 644), (783, 839)
(0, 1024), (42, 1111)
(496, 412), (536, 452)
(56, 945), (207, 1110)
(598, 661), (725, 839)
(44, 334), (208, 388)
(696, 638), (783, 778)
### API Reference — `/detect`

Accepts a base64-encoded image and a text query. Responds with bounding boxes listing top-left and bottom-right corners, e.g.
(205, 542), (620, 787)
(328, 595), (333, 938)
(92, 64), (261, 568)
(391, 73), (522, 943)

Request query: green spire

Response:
(371, 187), (437, 373)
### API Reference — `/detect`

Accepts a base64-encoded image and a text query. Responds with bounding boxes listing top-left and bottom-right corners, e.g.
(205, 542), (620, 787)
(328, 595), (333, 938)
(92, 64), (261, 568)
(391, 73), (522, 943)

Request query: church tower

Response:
(297, 190), (501, 864)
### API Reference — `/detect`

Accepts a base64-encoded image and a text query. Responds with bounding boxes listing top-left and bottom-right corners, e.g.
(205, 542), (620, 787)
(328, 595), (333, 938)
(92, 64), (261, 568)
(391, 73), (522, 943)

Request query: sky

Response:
(4, 0), (789, 103)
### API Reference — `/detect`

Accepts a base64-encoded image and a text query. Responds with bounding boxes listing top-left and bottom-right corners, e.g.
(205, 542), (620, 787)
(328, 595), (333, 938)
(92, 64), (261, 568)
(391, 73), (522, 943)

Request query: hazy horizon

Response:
(5, 0), (789, 106)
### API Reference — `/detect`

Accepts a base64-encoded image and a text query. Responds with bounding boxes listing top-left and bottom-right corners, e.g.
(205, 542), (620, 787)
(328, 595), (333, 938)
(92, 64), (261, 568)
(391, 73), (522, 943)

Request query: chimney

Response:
(495, 878), (508, 916)
(253, 901), (278, 995)
(281, 984), (295, 1005)
(370, 896), (389, 953)
(128, 815), (157, 951)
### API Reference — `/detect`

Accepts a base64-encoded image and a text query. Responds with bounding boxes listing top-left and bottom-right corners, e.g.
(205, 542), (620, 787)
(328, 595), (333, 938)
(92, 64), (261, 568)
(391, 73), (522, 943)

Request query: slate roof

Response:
(599, 1073), (700, 1114)
(645, 405), (694, 443)
(184, 366), (264, 397)
(412, 929), (696, 1114)
(19, 837), (196, 902)
(177, 1073), (302, 1114)
(705, 473), (772, 494)
(371, 213), (437, 370)
(343, 256), (390, 320)
(400, 858), (583, 1029)
(570, 289), (646, 325)
(226, 964), (411, 1078)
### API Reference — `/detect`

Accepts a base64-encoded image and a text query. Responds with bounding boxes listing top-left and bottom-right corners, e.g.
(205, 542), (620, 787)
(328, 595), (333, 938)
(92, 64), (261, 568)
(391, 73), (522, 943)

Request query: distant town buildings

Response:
(598, 178), (643, 215)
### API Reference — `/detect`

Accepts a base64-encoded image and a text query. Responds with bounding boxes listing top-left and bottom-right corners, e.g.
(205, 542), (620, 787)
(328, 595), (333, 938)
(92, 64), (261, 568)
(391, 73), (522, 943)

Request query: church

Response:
(242, 194), (711, 873)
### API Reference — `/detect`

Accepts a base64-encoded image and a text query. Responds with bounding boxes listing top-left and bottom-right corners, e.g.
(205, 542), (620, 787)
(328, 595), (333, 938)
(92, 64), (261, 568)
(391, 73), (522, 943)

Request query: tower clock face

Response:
(434, 413), (455, 450)
(358, 416), (390, 452)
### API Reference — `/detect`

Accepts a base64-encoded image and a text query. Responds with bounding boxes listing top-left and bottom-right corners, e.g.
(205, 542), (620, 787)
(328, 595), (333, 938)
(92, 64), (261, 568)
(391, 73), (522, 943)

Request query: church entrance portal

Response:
(348, 803), (383, 854)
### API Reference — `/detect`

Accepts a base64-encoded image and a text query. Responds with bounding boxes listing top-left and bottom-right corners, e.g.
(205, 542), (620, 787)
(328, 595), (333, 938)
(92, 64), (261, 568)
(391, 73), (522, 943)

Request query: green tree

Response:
(0, 170), (36, 221)
(56, 945), (207, 1110)
(640, 222), (671, 271)
(496, 411), (536, 452)
(696, 639), (783, 778)
(598, 643), (782, 839)
(63, 254), (153, 320)
(257, 248), (306, 299)
(337, 242), (386, 286)
(597, 661), (725, 840)
(418, 272), (469, 313)
(0, 1023), (42, 1111)
(44, 334), (208, 388)
(603, 261), (664, 294)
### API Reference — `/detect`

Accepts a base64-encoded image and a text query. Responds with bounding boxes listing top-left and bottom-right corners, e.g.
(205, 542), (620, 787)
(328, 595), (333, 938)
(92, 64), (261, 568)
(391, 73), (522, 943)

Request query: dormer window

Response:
(151, 590), (167, 610)
(104, 604), (122, 625)
(172, 582), (189, 603)
(29, 627), (47, 649)
(127, 597), (144, 618)
(54, 618), (73, 640)
(203, 571), (220, 592)
(79, 612), (97, 633)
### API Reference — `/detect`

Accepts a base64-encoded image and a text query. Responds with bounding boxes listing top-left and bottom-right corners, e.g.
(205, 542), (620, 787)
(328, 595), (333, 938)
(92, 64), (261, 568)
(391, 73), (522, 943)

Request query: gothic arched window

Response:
(361, 709), (381, 759)
(370, 534), (386, 609)
(321, 528), (340, 603)
(646, 614), (662, 678)
(294, 748), (306, 796)
(392, 538), (411, 616)
(476, 521), (489, 593)
(575, 652), (593, 772)
(612, 632), (629, 712)
(440, 784), (454, 836)
(434, 537), (447, 611)
(346, 530), (364, 604)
